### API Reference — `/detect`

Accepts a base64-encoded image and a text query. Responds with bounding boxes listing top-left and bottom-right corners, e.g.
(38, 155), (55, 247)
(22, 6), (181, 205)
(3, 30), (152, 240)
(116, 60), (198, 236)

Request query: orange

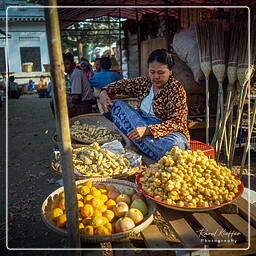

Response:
(79, 186), (90, 196)
(56, 213), (67, 228)
(83, 194), (94, 204)
(92, 216), (109, 228)
(95, 226), (110, 235)
(96, 184), (107, 190)
(104, 223), (113, 233)
(100, 194), (108, 203)
(91, 188), (101, 197)
(82, 217), (92, 226)
(80, 204), (94, 218)
(85, 181), (93, 188)
(105, 199), (116, 210)
(50, 200), (59, 210)
(107, 185), (117, 191)
(99, 188), (108, 195)
(83, 225), (94, 236)
(79, 222), (85, 230)
(91, 198), (104, 209)
(77, 193), (83, 201)
(99, 204), (107, 213)
(77, 185), (83, 190)
(59, 191), (65, 199)
(103, 210), (115, 222)
(58, 198), (65, 211)
(50, 207), (63, 221)
(77, 200), (84, 209)
(92, 209), (102, 218)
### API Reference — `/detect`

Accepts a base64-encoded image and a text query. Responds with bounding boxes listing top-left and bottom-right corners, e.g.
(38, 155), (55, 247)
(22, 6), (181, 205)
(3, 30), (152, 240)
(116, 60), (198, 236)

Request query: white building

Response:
(0, 0), (50, 83)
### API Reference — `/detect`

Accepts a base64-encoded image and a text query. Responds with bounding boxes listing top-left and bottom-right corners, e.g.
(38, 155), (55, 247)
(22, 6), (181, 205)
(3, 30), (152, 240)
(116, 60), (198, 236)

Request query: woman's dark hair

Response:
(147, 49), (174, 70)
(63, 52), (74, 63)
(100, 57), (112, 70)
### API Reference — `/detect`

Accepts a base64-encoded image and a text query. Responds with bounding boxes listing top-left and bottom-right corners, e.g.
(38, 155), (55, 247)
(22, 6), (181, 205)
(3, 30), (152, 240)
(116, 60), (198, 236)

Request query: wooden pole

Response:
(44, 1), (81, 250)
(135, 2), (141, 76)
(119, 8), (123, 73)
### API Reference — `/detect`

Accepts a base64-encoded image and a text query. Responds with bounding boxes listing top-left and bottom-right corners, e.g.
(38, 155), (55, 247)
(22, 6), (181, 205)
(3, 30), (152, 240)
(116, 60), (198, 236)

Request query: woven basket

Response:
(41, 177), (155, 243)
(70, 113), (122, 145)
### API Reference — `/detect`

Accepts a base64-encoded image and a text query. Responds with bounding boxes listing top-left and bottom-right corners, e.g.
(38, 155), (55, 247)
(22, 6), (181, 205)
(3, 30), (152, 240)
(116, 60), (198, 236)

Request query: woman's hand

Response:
(128, 127), (151, 140)
(99, 90), (112, 112)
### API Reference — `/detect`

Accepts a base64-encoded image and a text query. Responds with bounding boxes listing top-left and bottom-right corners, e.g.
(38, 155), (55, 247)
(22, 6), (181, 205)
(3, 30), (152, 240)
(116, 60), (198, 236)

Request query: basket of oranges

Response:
(41, 178), (155, 242)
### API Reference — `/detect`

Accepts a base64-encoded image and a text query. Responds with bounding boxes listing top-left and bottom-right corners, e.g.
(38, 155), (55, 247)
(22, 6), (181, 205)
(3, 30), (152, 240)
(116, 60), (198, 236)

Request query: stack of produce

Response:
(140, 147), (241, 208)
(72, 142), (132, 176)
(50, 181), (148, 235)
(71, 121), (121, 143)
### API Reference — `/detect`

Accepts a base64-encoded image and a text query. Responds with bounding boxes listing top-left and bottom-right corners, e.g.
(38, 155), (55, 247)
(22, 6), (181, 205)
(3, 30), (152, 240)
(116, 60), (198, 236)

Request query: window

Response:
(0, 47), (6, 73)
(20, 47), (41, 72)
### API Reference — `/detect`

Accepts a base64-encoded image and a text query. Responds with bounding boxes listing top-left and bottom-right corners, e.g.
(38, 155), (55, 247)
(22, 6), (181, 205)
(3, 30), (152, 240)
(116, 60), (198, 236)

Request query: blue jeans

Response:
(105, 101), (189, 160)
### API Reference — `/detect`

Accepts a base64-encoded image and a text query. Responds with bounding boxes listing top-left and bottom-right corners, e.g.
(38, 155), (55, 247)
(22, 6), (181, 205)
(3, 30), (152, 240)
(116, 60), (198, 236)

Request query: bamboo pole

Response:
(240, 98), (256, 173)
(135, 2), (141, 76)
(45, 1), (81, 250)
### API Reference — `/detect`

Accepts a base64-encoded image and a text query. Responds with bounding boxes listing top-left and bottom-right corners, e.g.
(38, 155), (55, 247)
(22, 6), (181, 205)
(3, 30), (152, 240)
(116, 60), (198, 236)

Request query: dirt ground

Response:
(0, 94), (255, 256)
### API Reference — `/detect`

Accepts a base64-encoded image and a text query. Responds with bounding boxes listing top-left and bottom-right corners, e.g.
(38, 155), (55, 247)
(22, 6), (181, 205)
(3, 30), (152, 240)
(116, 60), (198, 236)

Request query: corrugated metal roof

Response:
(57, 0), (256, 28)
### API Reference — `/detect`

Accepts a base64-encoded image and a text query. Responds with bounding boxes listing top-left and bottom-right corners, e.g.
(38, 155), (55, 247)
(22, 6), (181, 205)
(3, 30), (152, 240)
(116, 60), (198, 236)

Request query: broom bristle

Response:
(211, 20), (225, 62)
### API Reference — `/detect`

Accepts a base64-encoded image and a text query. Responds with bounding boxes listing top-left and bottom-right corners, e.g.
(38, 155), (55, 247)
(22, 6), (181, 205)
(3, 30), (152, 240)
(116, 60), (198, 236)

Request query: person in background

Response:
(37, 75), (48, 98)
(94, 57), (101, 73)
(110, 56), (122, 76)
(80, 59), (94, 81)
(89, 57), (123, 89)
(47, 79), (53, 98)
(27, 79), (35, 91)
(8, 76), (21, 99)
(51, 52), (94, 118)
(99, 49), (190, 160)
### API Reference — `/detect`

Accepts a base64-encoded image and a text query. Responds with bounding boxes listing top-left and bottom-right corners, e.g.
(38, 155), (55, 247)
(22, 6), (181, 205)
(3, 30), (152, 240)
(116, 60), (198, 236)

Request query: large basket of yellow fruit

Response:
(70, 113), (122, 145)
(41, 178), (155, 242)
(135, 147), (244, 212)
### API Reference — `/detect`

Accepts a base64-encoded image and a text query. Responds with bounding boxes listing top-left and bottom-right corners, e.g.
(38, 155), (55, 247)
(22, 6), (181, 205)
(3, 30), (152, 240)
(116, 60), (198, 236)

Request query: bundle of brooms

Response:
(240, 16), (256, 172)
(196, 20), (212, 144)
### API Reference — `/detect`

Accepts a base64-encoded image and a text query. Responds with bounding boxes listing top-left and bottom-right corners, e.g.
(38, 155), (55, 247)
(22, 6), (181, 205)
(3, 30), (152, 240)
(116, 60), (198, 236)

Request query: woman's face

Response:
(148, 61), (171, 88)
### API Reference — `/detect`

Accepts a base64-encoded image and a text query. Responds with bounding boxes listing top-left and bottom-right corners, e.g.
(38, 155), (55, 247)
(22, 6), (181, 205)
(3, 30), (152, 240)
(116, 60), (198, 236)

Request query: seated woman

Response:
(99, 49), (190, 160)
(37, 75), (48, 98)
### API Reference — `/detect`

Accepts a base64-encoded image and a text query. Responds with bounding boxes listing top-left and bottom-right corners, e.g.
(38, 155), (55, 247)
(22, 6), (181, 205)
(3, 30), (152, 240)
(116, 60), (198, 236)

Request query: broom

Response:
(210, 20), (226, 150)
(196, 20), (212, 144)
(229, 22), (252, 168)
(216, 23), (239, 161)
(240, 16), (256, 172)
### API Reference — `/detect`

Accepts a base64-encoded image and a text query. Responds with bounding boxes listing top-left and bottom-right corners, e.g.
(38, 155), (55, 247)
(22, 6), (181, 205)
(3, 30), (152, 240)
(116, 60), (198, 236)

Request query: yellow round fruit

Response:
(79, 222), (85, 230)
(105, 199), (116, 210)
(104, 223), (113, 234)
(103, 210), (115, 222)
(77, 193), (83, 201)
(100, 194), (108, 203)
(91, 188), (101, 197)
(83, 225), (94, 236)
(58, 198), (65, 211)
(91, 198), (104, 209)
(80, 204), (94, 218)
(59, 191), (65, 199)
(80, 186), (90, 196)
(82, 217), (92, 226)
(84, 181), (93, 188)
(78, 200), (84, 209)
(56, 214), (67, 228)
(51, 208), (63, 221)
(99, 189), (108, 195)
(84, 194), (94, 204)
(92, 209), (102, 218)
(95, 226), (110, 235)
(92, 216), (109, 228)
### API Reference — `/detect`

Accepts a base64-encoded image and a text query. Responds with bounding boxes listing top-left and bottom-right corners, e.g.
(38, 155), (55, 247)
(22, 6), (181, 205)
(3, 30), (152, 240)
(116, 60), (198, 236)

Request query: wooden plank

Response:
(158, 206), (203, 248)
(221, 214), (256, 239)
(188, 121), (216, 129)
(192, 213), (225, 241)
(209, 237), (256, 256)
(235, 197), (256, 227)
(140, 224), (171, 250)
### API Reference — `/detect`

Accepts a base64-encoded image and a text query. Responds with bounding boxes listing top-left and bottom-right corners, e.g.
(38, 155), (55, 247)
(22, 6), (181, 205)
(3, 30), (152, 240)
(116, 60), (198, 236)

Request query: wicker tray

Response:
(70, 113), (122, 145)
(41, 177), (155, 243)
(51, 144), (142, 180)
(136, 173), (244, 212)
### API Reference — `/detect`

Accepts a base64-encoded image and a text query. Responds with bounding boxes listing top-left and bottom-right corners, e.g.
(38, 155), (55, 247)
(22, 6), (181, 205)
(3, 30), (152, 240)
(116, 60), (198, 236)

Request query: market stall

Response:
(43, 0), (256, 253)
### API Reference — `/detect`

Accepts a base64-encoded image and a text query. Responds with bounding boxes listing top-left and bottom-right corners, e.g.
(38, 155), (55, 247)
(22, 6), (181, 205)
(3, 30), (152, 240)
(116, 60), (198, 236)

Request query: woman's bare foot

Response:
(114, 128), (140, 153)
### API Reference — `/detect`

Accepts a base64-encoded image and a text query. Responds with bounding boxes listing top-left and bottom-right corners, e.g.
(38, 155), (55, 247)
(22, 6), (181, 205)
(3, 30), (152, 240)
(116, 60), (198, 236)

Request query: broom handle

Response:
(206, 77), (210, 144)
(216, 89), (232, 161)
(240, 99), (256, 173)
(229, 82), (249, 168)
(211, 82), (223, 148)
